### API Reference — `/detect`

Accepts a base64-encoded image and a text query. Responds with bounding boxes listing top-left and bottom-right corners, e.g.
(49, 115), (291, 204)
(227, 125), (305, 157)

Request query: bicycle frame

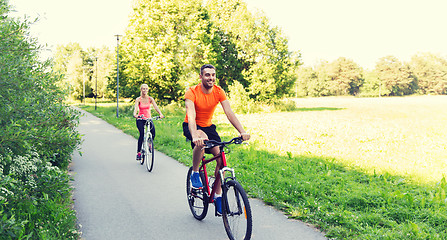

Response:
(143, 119), (153, 144)
(199, 147), (236, 204)
(139, 116), (157, 150)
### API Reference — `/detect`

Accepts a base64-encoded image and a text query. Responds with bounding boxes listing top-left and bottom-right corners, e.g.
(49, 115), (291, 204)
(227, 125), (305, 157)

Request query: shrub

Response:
(0, 152), (79, 239)
(0, 2), (81, 238)
(228, 81), (259, 114)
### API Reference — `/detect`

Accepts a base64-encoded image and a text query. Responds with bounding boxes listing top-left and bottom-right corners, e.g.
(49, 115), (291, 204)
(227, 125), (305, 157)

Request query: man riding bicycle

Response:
(183, 64), (250, 214)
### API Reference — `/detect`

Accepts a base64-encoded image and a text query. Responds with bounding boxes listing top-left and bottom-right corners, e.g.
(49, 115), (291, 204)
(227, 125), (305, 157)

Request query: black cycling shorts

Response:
(182, 122), (221, 154)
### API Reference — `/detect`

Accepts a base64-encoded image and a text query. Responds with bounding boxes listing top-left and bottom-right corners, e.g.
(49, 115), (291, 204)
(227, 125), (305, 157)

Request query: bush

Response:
(228, 81), (260, 114)
(0, 153), (79, 239)
(0, 2), (81, 238)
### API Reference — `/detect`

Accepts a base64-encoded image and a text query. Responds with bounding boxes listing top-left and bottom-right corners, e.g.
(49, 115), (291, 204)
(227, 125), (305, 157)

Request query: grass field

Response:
(222, 95), (447, 185)
(78, 95), (447, 239)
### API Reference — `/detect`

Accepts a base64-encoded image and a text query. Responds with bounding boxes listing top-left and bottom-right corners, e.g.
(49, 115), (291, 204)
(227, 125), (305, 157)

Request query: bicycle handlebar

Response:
(204, 137), (244, 149)
(136, 114), (161, 121)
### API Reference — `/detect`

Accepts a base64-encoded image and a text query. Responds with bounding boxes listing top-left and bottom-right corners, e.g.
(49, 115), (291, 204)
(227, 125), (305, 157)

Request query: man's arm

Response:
(221, 100), (250, 141)
(185, 99), (206, 147)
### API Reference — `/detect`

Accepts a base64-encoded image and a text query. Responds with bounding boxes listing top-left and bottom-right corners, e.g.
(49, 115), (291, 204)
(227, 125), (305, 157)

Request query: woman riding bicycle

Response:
(133, 83), (164, 161)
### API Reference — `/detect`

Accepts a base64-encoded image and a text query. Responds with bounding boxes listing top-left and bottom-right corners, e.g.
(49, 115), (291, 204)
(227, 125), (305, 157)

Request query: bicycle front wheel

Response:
(145, 136), (154, 172)
(186, 167), (209, 220)
(222, 180), (253, 240)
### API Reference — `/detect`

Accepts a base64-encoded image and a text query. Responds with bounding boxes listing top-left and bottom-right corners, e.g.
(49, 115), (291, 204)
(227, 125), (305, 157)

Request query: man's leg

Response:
(190, 130), (208, 188)
(192, 145), (204, 172)
(192, 130), (207, 172)
(209, 146), (223, 214)
(210, 146), (222, 195)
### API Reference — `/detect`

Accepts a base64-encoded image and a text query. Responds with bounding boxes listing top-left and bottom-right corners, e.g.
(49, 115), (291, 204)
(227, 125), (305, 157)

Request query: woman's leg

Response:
(136, 119), (145, 152)
(150, 121), (156, 140)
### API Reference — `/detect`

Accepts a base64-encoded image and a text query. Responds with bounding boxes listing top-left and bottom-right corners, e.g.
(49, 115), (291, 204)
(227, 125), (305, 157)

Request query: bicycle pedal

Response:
(191, 187), (202, 194)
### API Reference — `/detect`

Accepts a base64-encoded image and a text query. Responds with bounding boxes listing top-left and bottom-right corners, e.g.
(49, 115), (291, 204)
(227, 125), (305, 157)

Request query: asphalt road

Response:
(71, 110), (327, 240)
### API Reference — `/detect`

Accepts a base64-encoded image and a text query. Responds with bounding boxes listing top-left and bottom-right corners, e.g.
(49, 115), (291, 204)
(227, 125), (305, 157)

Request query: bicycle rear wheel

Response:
(186, 167), (209, 220)
(145, 136), (154, 172)
(222, 180), (252, 240)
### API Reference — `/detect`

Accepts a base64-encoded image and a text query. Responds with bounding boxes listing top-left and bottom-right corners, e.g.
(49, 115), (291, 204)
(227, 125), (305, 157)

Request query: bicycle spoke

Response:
(186, 167), (209, 220)
(222, 180), (252, 240)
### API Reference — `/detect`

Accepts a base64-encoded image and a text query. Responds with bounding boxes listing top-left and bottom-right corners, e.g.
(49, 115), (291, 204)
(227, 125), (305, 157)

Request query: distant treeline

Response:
(296, 54), (447, 97)
(53, 0), (446, 104)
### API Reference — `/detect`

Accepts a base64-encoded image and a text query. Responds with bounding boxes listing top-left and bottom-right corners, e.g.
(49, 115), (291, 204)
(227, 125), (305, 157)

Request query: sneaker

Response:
(136, 153), (142, 161)
(190, 172), (203, 189)
(214, 196), (222, 215)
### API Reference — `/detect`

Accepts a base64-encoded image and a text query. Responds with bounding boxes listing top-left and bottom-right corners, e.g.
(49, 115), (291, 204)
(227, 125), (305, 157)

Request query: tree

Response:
(312, 61), (332, 97)
(294, 66), (316, 97)
(86, 46), (115, 99)
(121, 0), (210, 102)
(53, 44), (116, 100)
(374, 56), (417, 96)
(53, 43), (90, 100)
(410, 52), (447, 95)
(207, 0), (301, 102)
(359, 70), (386, 97)
(121, 0), (300, 103)
(326, 57), (363, 96)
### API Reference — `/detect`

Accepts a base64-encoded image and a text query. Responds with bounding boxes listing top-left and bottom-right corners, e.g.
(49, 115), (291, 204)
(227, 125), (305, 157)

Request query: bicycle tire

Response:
(186, 167), (209, 220)
(145, 136), (154, 172)
(222, 180), (253, 240)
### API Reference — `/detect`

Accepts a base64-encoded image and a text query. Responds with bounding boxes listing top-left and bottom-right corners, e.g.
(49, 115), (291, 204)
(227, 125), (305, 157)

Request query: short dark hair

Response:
(200, 64), (215, 75)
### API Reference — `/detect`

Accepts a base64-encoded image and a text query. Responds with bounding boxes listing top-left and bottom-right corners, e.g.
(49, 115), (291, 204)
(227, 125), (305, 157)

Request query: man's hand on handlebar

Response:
(193, 136), (208, 149)
(240, 132), (250, 141)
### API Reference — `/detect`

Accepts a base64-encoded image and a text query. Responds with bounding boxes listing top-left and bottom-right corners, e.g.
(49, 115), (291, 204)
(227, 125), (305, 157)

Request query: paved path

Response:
(71, 110), (327, 240)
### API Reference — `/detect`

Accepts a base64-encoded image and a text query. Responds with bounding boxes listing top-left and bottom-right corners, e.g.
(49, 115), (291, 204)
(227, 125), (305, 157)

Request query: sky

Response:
(10, 0), (447, 69)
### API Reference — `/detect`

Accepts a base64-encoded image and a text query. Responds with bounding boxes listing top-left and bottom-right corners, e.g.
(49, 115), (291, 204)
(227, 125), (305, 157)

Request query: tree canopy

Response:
(117, 0), (300, 103)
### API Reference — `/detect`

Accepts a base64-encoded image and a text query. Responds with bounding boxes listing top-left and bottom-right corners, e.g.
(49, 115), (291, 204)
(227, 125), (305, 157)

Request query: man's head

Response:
(200, 64), (216, 76)
(200, 64), (216, 90)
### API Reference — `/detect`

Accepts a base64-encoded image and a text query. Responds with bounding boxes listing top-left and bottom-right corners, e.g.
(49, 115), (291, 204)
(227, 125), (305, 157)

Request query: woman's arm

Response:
(150, 97), (164, 118)
(133, 97), (140, 118)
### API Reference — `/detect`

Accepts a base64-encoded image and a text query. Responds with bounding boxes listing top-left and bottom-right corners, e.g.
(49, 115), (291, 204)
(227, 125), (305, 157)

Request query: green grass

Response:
(77, 96), (447, 239)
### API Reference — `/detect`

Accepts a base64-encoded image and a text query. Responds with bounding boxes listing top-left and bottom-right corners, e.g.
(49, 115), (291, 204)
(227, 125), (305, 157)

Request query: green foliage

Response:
(410, 53), (447, 95)
(116, 0), (299, 103)
(0, 4), (81, 168)
(0, 2), (81, 238)
(375, 56), (418, 96)
(358, 70), (384, 97)
(228, 80), (258, 113)
(295, 54), (447, 97)
(121, 0), (208, 102)
(295, 58), (364, 97)
(326, 57), (364, 96)
(0, 153), (79, 239)
(207, 0), (300, 102)
(53, 43), (116, 101)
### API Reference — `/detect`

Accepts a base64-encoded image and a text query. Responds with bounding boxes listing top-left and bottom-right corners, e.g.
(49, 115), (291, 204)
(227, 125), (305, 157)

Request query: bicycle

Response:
(186, 137), (253, 240)
(137, 115), (160, 172)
